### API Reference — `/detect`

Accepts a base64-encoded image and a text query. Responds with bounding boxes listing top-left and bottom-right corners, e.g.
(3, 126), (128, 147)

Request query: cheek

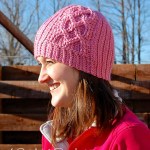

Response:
(46, 67), (60, 80)
(65, 71), (79, 93)
(47, 65), (73, 81)
(46, 64), (79, 89)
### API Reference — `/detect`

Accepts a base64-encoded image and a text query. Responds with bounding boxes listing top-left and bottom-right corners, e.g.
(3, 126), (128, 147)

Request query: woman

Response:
(34, 5), (150, 150)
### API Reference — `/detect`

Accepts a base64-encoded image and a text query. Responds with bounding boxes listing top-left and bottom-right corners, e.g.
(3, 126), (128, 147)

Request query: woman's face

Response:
(37, 57), (79, 107)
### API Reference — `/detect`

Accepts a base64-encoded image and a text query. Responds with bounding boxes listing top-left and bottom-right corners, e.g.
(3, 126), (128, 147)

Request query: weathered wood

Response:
(0, 67), (1, 81)
(0, 80), (149, 99)
(0, 11), (33, 54)
(0, 114), (46, 131)
(110, 80), (150, 100)
(2, 66), (40, 80)
(1, 64), (149, 81)
(0, 64), (149, 145)
(0, 81), (50, 98)
(2, 99), (49, 114)
(126, 99), (150, 113)
(136, 64), (150, 81)
(0, 113), (149, 131)
(112, 64), (136, 80)
(0, 144), (41, 150)
(1, 131), (41, 144)
(0, 67), (2, 143)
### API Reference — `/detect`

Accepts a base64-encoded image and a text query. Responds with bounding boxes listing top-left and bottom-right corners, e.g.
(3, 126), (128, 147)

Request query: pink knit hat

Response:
(34, 5), (114, 80)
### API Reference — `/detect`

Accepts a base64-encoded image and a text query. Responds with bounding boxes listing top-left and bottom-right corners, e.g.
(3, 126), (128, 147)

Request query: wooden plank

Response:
(130, 81), (150, 99)
(2, 99), (49, 114)
(2, 66), (40, 80)
(111, 64), (136, 80)
(136, 64), (150, 81)
(1, 65), (150, 81)
(0, 11), (33, 54)
(126, 99), (150, 113)
(1, 131), (41, 144)
(0, 113), (148, 131)
(0, 80), (149, 100)
(0, 66), (2, 80)
(0, 144), (41, 150)
(0, 114), (46, 131)
(110, 81), (150, 100)
(0, 81), (50, 98)
(0, 66), (2, 143)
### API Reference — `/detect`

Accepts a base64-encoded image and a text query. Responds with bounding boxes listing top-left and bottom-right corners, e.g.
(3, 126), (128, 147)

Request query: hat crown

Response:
(34, 5), (114, 80)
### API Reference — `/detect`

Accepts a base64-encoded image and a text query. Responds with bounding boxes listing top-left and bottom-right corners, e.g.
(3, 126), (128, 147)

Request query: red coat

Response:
(40, 108), (150, 150)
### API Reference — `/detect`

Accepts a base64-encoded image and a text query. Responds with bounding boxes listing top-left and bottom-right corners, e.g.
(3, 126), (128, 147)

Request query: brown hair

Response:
(48, 71), (124, 146)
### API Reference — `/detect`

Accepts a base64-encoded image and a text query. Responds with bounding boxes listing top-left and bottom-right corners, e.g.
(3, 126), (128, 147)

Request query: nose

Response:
(38, 67), (50, 84)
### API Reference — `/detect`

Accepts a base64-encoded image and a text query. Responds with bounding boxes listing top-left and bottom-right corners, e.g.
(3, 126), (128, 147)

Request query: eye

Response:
(38, 62), (42, 65)
(37, 60), (42, 65)
(45, 60), (55, 68)
(46, 60), (54, 65)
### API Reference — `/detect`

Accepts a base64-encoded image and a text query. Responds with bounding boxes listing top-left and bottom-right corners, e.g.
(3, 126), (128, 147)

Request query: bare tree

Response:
(137, 0), (147, 64)
(0, 0), (72, 65)
(92, 0), (149, 64)
(126, 0), (147, 64)
(0, 0), (36, 65)
(0, 0), (21, 65)
(92, 0), (129, 63)
(92, 0), (101, 12)
(127, 0), (136, 64)
(121, 0), (129, 63)
(36, 0), (40, 28)
(137, 0), (141, 64)
(51, 0), (72, 13)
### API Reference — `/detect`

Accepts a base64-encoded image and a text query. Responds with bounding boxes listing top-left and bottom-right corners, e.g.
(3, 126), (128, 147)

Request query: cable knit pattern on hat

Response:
(34, 5), (114, 80)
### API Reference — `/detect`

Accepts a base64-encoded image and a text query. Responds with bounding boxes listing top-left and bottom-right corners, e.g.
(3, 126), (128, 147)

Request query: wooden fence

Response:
(0, 64), (149, 150)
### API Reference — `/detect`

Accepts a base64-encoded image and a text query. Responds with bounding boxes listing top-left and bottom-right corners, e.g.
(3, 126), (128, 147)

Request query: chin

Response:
(51, 101), (71, 108)
(51, 99), (63, 107)
(51, 96), (72, 107)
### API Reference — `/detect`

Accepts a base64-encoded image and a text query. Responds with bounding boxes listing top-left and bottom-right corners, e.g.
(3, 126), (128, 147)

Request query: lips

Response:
(48, 83), (60, 92)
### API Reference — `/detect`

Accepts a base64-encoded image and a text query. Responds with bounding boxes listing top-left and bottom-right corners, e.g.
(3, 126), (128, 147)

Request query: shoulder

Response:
(110, 108), (150, 150)
(110, 124), (150, 150)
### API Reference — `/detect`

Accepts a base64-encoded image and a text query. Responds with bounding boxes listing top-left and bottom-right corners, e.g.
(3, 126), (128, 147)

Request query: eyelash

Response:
(38, 62), (41, 65)
(46, 60), (54, 64)
(38, 60), (55, 66)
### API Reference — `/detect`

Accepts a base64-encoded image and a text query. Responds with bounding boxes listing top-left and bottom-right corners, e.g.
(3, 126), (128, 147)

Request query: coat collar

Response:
(40, 121), (69, 149)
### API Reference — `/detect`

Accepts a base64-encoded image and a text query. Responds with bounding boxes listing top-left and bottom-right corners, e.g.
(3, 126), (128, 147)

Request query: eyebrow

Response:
(46, 59), (57, 63)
